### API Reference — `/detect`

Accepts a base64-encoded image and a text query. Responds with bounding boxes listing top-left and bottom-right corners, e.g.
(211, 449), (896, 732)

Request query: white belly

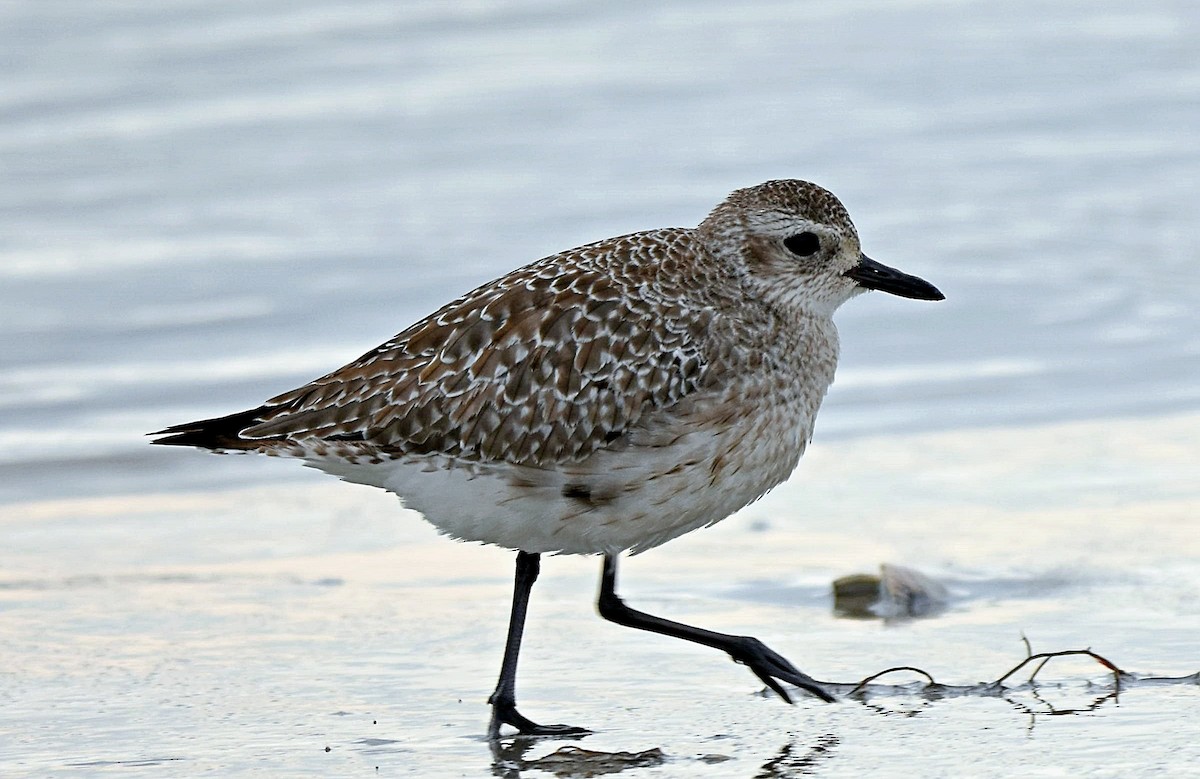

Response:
(306, 387), (817, 555)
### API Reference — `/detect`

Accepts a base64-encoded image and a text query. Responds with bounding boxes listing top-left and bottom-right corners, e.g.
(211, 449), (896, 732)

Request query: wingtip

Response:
(146, 407), (271, 450)
(148, 427), (208, 448)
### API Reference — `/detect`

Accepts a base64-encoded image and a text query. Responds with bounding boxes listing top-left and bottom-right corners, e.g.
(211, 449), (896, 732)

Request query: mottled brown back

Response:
(176, 228), (734, 465)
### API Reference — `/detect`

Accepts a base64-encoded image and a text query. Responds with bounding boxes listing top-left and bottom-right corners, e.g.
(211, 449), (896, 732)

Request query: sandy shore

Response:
(3, 412), (1197, 776)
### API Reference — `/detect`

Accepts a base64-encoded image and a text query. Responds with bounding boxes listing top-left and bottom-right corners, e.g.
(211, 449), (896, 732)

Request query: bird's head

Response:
(700, 179), (944, 316)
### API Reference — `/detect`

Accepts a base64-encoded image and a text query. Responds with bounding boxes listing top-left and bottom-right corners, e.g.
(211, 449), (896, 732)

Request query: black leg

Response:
(488, 551), (590, 739)
(596, 553), (835, 704)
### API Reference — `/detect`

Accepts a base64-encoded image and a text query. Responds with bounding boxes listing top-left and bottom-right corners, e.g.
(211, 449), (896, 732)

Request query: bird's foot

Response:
(488, 699), (591, 740)
(727, 636), (836, 703)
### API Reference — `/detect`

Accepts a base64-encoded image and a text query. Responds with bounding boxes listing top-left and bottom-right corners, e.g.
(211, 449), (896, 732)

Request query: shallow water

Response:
(2, 1), (1198, 776)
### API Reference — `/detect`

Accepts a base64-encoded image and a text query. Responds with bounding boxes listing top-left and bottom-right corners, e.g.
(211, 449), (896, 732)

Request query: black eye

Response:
(784, 232), (821, 257)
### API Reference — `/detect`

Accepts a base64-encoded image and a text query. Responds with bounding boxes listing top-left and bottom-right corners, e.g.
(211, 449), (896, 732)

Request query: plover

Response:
(153, 179), (944, 737)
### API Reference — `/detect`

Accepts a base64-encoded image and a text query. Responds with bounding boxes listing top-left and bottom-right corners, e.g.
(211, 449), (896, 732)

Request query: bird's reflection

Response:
(487, 732), (839, 778)
(489, 737), (663, 778)
(754, 733), (839, 778)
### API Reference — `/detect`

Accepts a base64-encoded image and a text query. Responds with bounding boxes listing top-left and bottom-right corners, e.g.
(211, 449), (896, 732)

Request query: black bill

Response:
(845, 255), (944, 301)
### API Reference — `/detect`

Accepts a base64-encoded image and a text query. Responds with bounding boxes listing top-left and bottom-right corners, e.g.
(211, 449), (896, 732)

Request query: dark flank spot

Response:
(561, 482), (619, 506)
(562, 483), (616, 508)
(562, 483), (592, 502)
(603, 430), (622, 443)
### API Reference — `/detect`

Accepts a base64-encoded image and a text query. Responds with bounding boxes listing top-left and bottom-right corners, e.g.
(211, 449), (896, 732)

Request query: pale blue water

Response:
(1, 1), (1198, 776)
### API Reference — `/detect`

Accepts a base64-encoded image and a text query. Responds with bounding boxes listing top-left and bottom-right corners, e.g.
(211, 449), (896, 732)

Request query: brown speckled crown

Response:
(701, 179), (856, 240)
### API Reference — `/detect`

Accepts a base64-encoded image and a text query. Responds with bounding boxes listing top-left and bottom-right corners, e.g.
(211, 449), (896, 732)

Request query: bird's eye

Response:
(784, 232), (821, 257)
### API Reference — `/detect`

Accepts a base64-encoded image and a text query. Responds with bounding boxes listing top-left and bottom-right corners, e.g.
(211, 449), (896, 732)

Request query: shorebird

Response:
(152, 179), (944, 737)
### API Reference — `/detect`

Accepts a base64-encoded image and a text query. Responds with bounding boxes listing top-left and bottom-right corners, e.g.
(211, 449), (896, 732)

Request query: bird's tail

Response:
(149, 406), (274, 451)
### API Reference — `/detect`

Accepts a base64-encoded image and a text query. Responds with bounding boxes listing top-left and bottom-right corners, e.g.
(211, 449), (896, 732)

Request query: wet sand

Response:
(3, 413), (1197, 776)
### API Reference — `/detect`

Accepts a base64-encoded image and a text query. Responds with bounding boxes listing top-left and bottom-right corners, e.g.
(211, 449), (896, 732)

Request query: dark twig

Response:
(850, 665), (938, 694)
(784, 641), (1192, 729)
(993, 647), (1125, 691)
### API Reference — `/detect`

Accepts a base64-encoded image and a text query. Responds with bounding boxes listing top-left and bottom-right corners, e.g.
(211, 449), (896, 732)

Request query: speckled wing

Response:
(239, 230), (713, 466)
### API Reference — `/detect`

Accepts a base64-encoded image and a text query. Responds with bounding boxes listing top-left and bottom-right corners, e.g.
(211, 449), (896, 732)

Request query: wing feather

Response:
(236, 230), (714, 466)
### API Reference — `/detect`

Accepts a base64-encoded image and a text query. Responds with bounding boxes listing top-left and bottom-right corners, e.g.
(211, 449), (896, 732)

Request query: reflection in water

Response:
(841, 676), (1127, 725)
(1004, 689), (1121, 731)
(827, 641), (1161, 724)
(755, 733), (839, 778)
(487, 734), (840, 778)
(489, 739), (663, 778)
